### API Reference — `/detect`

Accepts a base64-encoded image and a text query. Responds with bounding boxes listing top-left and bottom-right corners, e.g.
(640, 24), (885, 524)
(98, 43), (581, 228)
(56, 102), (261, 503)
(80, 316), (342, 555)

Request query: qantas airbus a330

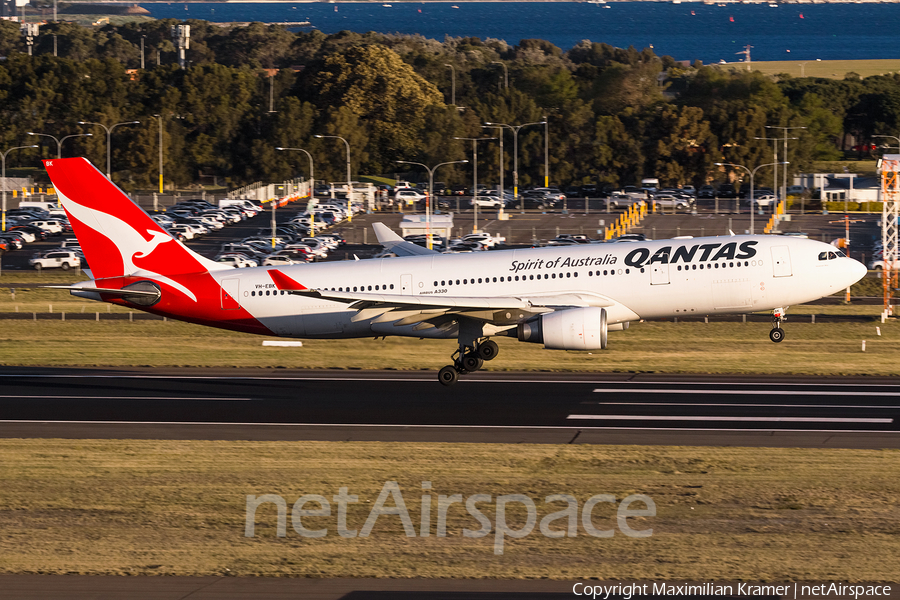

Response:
(44, 158), (866, 385)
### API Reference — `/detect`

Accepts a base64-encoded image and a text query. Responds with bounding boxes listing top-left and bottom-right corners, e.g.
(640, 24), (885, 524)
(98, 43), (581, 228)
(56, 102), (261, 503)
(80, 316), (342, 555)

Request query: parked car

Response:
(395, 189), (427, 206)
(29, 249), (81, 271)
(697, 185), (716, 199)
(470, 195), (504, 209)
(215, 254), (258, 268)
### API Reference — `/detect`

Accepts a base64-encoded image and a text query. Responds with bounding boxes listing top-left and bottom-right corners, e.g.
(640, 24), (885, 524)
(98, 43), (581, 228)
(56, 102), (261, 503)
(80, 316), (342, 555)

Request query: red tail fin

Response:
(44, 158), (224, 279)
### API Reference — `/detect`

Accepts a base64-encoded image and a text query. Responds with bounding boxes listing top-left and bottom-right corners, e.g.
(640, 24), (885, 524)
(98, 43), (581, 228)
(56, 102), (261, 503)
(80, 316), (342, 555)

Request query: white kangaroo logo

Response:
(58, 192), (198, 302)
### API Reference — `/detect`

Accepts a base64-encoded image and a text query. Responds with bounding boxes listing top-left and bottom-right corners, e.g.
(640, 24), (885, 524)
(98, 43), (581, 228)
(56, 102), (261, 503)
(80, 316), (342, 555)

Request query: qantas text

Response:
(624, 241), (758, 269)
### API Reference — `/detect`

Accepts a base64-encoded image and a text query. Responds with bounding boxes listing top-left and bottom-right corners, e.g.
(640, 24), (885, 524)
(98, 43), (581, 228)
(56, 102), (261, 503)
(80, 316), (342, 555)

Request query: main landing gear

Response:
(769, 307), (786, 343)
(438, 339), (499, 386)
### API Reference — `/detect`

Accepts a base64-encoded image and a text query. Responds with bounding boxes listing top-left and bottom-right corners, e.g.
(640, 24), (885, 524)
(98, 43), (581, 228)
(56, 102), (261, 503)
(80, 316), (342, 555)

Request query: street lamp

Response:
(483, 120), (545, 212)
(1, 145), (39, 232)
(395, 159), (468, 249)
(27, 132), (93, 159)
(77, 120), (140, 179)
(481, 125), (505, 210)
(765, 125), (805, 206)
(873, 134), (900, 153)
(716, 161), (788, 234)
(491, 61), (508, 89)
(444, 63), (456, 105)
(314, 134), (352, 221)
(454, 137), (497, 234)
(755, 135), (795, 207)
(277, 146), (316, 234)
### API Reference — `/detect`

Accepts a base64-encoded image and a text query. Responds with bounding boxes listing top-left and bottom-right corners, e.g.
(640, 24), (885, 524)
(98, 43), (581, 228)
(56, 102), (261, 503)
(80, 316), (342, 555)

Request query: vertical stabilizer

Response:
(44, 157), (227, 279)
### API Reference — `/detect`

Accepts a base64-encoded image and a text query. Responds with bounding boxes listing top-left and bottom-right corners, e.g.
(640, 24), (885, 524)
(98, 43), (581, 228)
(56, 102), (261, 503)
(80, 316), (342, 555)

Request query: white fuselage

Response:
(208, 235), (866, 340)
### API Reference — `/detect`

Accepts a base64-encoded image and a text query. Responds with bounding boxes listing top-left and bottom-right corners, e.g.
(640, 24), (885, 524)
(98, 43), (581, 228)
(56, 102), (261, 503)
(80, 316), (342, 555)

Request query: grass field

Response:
(0, 313), (895, 375)
(717, 59), (900, 79)
(0, 440), (897, 580)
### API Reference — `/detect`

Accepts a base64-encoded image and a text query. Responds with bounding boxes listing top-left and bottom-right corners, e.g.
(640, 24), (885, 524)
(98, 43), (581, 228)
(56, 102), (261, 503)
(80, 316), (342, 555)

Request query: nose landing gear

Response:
(769, 307), (787, 343)
(438, 338), (500, 386)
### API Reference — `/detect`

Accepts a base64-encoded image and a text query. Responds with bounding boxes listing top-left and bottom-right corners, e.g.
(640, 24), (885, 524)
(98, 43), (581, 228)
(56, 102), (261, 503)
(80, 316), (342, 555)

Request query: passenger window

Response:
(353, 287), (358, 292)
(456, 280), (460, 285)
(390, 284), (394, 289)
(529, 275), (534, 280)
(478, 278), (483, 284)
(515, 276), (519, 281)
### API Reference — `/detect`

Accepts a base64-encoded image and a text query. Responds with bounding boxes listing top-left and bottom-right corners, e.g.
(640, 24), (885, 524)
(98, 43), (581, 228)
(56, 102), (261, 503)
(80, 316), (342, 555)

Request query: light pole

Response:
(543, 114), (549, 188)
(277, 146), (316, 233)
(491, 61), (508, 89)
(27, 131), (92, 158)
(454, 137), (496, 234)
(1, 145), (39, 232)
(152, 115), (164, 195)
(314, 134), (352, 221)
(716, 161), (788, 234)
(444, 63), (456, 105)
(484, 119), (545, 212)
(766, 125), (806, 208)
(873, 134), (900, 153)
(396, 159), (468, 249)
(481, 125), (504, 210)
(77, 120), (140, 179)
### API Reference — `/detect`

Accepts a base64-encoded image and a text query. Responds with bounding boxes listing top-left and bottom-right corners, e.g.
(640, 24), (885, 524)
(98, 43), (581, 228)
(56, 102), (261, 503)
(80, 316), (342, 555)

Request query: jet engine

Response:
(517, 307), (608, 350)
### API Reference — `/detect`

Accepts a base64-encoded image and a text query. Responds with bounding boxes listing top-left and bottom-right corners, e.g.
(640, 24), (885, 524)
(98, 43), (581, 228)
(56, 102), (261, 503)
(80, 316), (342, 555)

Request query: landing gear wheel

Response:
(769, 328), (785, 343)
(438, 365), (459, 387)
(461, 353), (484, 372)
(477, 340), (499, 361)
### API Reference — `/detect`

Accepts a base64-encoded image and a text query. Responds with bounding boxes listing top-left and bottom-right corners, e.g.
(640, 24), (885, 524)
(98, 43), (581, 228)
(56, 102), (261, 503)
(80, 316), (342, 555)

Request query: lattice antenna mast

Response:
(880, 155), (900, 316)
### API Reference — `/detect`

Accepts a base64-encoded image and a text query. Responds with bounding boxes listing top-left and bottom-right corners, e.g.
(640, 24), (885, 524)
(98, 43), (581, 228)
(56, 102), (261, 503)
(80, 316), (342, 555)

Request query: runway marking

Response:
(0, 419), (898, 433)
(0, 396), (252, 401)
(588, 402), (900, 409)
(593, 388), (900, 397)
(568, 415), (893, 423)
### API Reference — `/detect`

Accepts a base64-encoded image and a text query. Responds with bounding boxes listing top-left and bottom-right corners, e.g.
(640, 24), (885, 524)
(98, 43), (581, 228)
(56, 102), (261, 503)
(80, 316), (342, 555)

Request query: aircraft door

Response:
(771, 246), (793, 277)
(400, 274), (413, 295)
(650, 262), (670, 285)
(220, 278), (240, 310)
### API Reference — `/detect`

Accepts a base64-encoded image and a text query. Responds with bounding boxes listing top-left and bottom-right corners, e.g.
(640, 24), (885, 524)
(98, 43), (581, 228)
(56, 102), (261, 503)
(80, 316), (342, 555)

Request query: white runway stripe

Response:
(568, 415), (893, 423)
(593, 388), (900, 397)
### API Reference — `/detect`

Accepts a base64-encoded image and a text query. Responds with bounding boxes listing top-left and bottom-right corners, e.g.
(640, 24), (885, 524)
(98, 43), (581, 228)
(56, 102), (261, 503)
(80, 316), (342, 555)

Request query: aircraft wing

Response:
(267, 269), (614, 328)
(372, 222), (441, 256)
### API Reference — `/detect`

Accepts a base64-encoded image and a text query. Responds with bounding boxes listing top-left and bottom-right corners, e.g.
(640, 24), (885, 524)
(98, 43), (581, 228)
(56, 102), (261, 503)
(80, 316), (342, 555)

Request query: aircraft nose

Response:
(847, 257), (867, 287)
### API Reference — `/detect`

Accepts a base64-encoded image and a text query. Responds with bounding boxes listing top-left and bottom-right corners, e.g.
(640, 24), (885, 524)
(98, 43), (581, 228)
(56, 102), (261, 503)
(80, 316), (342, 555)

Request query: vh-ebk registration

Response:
(45, 158), (866, 385)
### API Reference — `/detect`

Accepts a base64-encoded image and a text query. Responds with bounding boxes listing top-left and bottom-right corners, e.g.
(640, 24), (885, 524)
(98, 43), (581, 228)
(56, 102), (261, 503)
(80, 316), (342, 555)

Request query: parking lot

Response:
(0, 193), (883, 275)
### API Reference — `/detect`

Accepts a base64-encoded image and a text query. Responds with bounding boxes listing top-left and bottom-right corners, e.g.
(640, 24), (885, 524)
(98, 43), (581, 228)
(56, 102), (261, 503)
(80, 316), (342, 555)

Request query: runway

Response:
(1, 367), (898, 448)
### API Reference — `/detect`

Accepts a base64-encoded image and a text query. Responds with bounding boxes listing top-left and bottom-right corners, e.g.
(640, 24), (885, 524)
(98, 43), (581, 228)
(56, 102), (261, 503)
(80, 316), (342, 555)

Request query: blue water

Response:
(141, 2), (900, 64)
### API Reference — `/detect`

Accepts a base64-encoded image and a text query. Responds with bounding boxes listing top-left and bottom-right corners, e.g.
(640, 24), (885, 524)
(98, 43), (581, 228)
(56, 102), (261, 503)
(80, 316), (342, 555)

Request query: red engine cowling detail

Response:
(517, 307), (608, 350)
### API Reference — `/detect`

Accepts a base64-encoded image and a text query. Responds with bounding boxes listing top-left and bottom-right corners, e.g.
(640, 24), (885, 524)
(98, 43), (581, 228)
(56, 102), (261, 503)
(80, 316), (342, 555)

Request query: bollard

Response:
(742, 314), (746, 323)
(811, 314), (815, 324)
(33, 312), (36, 321)
(61, 312), (65, 321)
(862, 340), (866, 352)
(704, 316), (708, 324)
(877, 327), (882, 336)
(49, 304), (52, 313)
(129, 312), (133, 322)
(96, 312), (99, 321)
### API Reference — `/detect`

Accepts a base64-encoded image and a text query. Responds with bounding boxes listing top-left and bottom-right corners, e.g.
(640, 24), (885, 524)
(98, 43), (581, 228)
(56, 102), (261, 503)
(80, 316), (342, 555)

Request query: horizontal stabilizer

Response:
(372, 222), (440, 256)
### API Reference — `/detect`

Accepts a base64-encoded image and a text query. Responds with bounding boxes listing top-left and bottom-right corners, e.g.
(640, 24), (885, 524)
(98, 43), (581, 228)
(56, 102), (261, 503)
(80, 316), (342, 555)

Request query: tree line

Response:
(0, 18), (897, 192)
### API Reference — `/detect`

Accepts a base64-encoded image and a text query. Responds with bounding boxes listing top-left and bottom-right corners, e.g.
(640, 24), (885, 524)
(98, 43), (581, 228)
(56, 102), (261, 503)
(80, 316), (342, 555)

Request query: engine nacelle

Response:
(517, 307), (608, 350)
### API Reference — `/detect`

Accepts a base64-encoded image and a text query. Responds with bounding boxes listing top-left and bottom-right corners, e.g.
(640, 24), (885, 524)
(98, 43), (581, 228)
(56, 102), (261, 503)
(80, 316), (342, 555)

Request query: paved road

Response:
(1, 368), (897, 448)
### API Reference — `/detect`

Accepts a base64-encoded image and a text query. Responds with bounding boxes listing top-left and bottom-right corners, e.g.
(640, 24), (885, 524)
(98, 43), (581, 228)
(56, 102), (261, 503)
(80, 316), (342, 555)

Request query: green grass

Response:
(0, 314), (896, 375)
(0, 440), (896, 580)
(717, 59), (900, 80)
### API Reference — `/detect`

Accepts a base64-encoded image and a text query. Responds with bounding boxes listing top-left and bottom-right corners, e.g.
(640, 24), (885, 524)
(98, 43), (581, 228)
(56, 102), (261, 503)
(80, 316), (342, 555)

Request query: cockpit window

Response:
(835, 249), (846, 258)
(828, 252), (838, 260)
(818, 252), (828, 261)
(819, 251), (844, 261)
